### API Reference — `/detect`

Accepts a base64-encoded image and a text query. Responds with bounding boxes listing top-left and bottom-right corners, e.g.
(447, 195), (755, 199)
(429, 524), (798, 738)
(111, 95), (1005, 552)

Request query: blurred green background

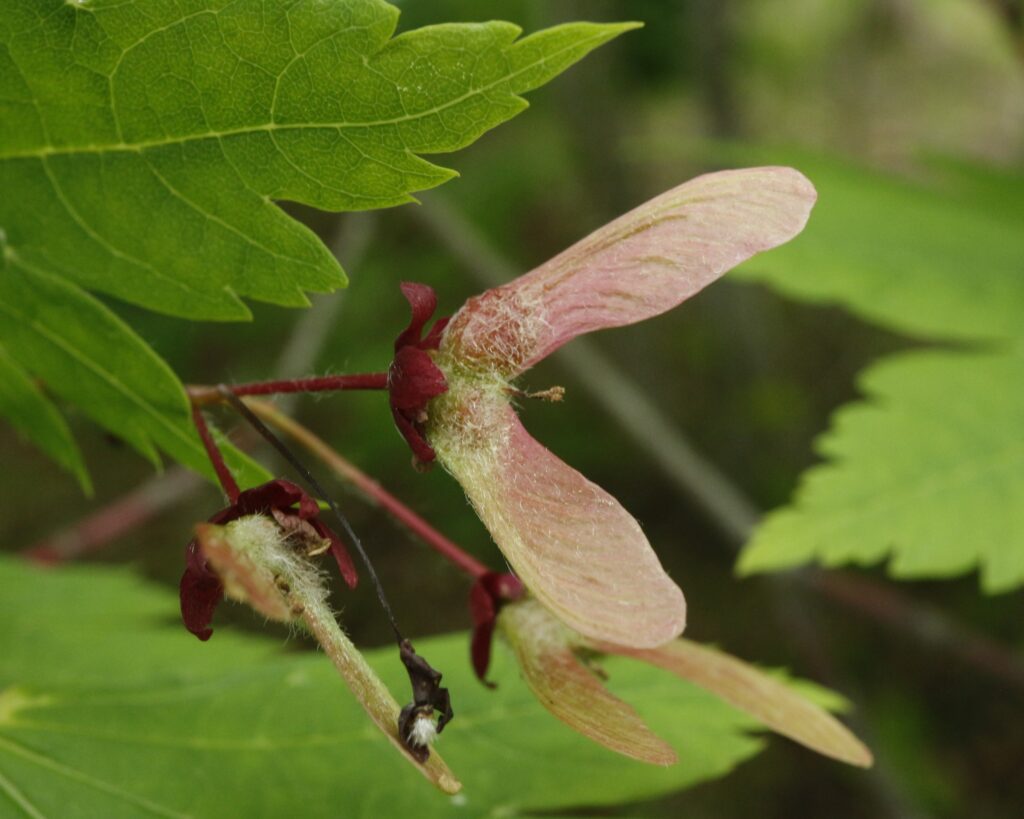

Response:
(2, 1), (1022, 816)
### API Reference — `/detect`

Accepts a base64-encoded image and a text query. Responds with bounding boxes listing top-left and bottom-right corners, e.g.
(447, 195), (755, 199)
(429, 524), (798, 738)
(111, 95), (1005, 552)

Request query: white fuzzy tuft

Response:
(221, 515), (332, 617)
(408, 714), (438, 748)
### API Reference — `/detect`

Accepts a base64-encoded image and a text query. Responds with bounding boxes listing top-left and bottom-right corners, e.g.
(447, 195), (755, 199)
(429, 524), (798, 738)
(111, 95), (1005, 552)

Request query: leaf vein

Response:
(39, 157), (208, 300)
(0, 734), (189, 819)
(142, 156), (317, 268)
(0, 769), (47, 819)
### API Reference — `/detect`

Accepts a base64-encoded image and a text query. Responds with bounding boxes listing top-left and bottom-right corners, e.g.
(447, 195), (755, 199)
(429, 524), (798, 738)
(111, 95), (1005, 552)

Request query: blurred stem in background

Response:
(691, 0), (742, 138)
(985, 0), (1023, 51)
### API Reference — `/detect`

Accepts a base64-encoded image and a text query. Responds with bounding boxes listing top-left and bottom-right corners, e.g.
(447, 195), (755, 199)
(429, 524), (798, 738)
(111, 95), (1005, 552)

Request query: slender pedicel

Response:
(188, 372), (389, 406)
(217, 385), (404, 642)
(191, 404), (239, 503)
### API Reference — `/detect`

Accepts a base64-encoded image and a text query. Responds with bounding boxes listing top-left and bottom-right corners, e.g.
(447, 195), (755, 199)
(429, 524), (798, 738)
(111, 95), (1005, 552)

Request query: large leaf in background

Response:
(0, 557), (849, 818)
(729, 152), (1024, 343)
(0, 0), (632, 485)
(739, 350), (1024, 591)
(732, 151), (1024, 589)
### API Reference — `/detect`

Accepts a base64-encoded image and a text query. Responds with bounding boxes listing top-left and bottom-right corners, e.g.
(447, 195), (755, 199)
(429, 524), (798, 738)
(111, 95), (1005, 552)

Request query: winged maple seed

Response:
(389, 167), (817, 649)
(183, 392), (462, 777)
(468, 571), (527, 686)
(238, 400), (874, 774)
(500, 598), (873, 768)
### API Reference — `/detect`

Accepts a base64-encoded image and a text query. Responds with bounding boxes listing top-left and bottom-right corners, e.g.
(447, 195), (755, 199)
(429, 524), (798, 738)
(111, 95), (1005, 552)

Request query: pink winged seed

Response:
(442, 167), (817, 377)
(433, 393), (686, 648)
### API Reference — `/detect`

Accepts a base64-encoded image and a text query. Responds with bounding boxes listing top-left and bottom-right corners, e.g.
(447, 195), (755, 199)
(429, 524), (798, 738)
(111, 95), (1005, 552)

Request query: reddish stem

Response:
(23, 468), (203, 565)
(191, 404), (240, 503)
(371, 478), (490, 579)
(189, 373), (389, 406)
(247, 399), (491, 580)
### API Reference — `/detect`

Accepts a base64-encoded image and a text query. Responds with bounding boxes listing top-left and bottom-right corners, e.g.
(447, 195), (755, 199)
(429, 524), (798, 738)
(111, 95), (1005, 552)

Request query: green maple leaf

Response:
(0, 0), (635, 486)
(739, 350), (1024, 591)
(732, 151), (1024, 591)
(0, 556), (854, 817)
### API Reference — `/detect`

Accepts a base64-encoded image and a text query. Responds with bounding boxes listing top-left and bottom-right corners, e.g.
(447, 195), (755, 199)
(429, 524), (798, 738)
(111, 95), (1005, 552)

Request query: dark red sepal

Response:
(394, 283), (439, 350)
(179, 479), (359, 641)
(388, 283), (450, 465)
(391, 408), (441, 465)
(179, 538), (224, 641)
(315, 519), (358, 589)
(420, 316), (450, 351)
(468, 572), (526, 687)
(389, 347), (448, 410)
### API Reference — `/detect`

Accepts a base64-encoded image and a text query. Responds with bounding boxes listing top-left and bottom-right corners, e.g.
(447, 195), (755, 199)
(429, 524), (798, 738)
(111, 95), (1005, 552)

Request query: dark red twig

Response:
(191, 404), (239, 503)
(188, 373), (389, 406)
(23, 467), (203, 564)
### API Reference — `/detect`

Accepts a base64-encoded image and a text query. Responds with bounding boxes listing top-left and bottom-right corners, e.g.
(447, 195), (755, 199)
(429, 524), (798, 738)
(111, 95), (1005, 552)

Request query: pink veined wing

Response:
(430, 392), (687, 648)
(608, 640), (874, 767)
(441, 166), (816, 376)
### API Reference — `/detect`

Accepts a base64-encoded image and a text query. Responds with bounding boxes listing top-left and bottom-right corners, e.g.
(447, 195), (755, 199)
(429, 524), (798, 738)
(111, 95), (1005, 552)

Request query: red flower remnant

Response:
(468, 572), (526, 687)
(179, 478), (357, 641)
(388, 283), (450, 465)
(180, 538), (225, 642)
